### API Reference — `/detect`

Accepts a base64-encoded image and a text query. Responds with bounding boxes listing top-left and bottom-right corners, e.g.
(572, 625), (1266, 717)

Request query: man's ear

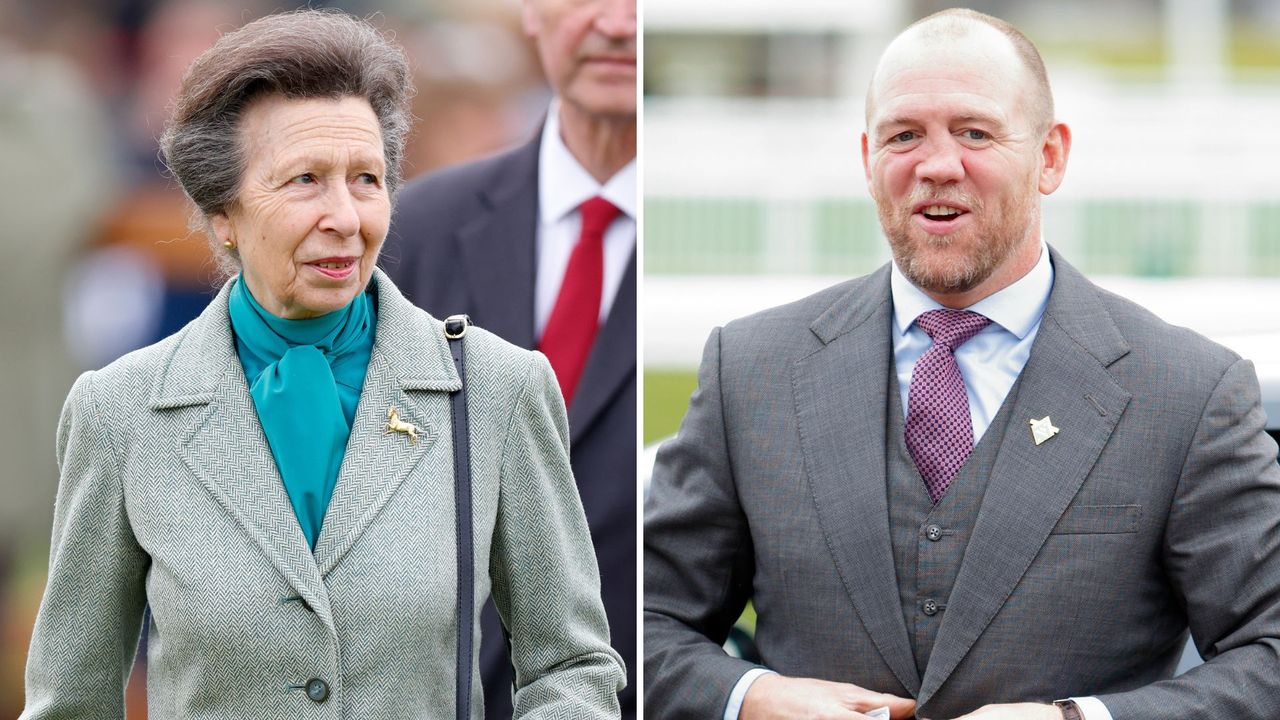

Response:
(861, 132), (875, 199)
(521, 0), (540, 38)
(1038, 122), (1071, 195)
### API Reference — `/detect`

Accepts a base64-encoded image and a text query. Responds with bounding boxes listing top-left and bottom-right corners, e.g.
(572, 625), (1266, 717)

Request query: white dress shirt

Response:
(726, 244), (1114, 720)
(533, 99), (637, 341)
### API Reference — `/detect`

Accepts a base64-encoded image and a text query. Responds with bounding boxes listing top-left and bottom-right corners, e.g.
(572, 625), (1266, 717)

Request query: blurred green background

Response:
(644, 370), (698, 444)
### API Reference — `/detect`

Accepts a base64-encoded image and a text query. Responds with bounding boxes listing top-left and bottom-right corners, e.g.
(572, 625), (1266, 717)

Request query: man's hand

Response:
(949, 703), (1063, 720)
(740, 673), (917, 720)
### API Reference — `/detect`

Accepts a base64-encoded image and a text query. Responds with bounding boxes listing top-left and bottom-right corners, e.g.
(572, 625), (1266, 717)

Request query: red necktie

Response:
(540, 197), (620, 407)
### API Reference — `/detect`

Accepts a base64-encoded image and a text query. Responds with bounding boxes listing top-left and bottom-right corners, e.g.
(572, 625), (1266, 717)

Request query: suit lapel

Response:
(312, 269), (462, 577)
(569, 251), (636, 443)
(918, 251), (1133, 705)
(792, 268), (921, 695)
(454, 137), (539, 349)
(161, 282), (331, 624)
(449, 133), (633, 444)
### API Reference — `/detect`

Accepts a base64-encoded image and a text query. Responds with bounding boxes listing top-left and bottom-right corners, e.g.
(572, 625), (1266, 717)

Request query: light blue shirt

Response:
(891, 242), (1053, 439)
(724, 245), (1115, 720)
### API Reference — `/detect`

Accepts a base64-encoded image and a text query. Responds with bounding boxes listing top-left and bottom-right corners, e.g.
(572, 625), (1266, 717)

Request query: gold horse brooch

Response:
(384, 406), (419, 444)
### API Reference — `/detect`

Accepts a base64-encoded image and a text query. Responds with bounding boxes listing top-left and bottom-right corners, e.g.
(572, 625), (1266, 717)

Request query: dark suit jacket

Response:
(644, 249), (1280, 720)
(384, 135), (636, 719)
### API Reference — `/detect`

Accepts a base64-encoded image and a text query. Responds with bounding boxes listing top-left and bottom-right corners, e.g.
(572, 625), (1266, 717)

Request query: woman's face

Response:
(211, 95), (390, 319)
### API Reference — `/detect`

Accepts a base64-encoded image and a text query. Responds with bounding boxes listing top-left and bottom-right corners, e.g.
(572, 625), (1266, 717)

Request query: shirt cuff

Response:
(1070, 696), (1114, 720)
(724, 668), (775, 720)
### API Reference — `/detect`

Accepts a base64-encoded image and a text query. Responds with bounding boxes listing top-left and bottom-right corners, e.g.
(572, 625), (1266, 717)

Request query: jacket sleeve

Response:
(490, 352), (626, 719)
(1098, 358), (1280, 720)
(643, 327), (761, 719)
(22, 371), (149, 719)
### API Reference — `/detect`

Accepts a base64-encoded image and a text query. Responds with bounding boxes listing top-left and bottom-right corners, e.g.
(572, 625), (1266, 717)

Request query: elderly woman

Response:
(21, 10), (623, 719)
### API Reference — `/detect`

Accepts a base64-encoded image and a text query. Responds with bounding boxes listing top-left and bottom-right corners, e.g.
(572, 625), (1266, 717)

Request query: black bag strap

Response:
(444, 314), (473, 720)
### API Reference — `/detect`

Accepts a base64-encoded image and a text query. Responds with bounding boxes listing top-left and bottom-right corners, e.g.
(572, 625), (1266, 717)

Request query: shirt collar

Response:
(891, 240), (1054, 340)
(538, 98), (637, 223)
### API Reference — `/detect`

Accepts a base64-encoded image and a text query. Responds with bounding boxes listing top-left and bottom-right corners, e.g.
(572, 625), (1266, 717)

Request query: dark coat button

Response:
(925, 524), (944, 542)
(306, 678), (330, 703)
(922, 599), (939, 616)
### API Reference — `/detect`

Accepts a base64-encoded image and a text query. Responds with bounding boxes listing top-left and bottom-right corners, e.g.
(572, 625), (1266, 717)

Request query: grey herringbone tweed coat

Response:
(22, 269), (624, 719)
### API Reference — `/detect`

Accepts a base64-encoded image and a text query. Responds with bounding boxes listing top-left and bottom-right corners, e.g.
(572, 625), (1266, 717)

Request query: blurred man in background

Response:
(384, 0), (637, 717)
(645, 8), (1280, 720)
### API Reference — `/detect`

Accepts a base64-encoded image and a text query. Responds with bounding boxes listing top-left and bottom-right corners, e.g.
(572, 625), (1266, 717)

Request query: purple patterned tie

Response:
(905, 309), (992, 503)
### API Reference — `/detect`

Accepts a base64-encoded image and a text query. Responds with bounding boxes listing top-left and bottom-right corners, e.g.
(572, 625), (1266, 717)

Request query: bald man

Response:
(644, 9), (1280, 720)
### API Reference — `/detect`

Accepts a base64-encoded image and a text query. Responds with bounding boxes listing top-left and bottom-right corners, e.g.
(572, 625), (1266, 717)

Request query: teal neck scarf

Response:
(227, 276), (377, 549)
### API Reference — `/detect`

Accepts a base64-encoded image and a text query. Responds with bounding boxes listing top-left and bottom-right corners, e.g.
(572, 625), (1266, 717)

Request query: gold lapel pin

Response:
(1029, 416), (1060, 446)
(385, 406), (419, 444)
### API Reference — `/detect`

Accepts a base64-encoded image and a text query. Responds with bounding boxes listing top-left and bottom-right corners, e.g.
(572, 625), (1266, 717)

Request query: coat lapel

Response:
(157, 271), (462, 619)
(792, 267), (921, 695)
(159, 281), (331, 625)
(569, 251), (636, 443)
(454, 137), (539, 349)
(917, 251), (1133, 705)
(312, 269), (462, 577)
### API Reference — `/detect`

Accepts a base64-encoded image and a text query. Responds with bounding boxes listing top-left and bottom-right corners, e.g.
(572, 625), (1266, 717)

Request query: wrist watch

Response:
(1052, 699), (1083, 720)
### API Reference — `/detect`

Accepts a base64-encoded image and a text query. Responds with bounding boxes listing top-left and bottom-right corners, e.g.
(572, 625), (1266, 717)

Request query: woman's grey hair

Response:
(159, 9), (413, 272)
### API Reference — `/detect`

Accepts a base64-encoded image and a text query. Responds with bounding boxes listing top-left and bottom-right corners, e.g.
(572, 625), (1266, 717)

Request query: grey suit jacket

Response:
(23, 269), (624, 719)
(644, 249), (1280, 719)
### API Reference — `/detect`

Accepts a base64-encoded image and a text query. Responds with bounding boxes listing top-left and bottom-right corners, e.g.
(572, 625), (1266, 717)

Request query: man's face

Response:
(524, 0), (636, 119)
(862, 27), (1064, 298)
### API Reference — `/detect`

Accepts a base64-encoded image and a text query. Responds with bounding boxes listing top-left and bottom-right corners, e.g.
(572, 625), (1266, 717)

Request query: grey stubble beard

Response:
(878, 185), (1037, 296)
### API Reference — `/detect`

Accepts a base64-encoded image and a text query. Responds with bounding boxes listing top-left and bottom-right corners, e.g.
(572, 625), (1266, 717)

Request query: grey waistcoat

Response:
(887, 370), (1024, 678)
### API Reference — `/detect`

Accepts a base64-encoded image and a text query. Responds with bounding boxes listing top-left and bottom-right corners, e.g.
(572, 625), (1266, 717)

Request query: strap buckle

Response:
(444, 314), (471, 339)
